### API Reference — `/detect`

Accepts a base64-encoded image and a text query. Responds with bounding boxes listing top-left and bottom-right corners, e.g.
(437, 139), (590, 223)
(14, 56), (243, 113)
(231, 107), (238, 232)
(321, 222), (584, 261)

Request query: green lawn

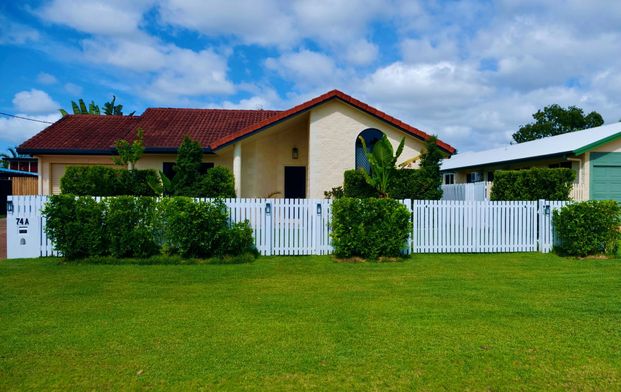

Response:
(1, 254), (620, 390)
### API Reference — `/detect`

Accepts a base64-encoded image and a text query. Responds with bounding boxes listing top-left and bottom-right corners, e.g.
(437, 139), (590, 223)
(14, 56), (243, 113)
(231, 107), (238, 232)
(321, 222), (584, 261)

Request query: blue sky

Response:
(1, 0), (621, 155)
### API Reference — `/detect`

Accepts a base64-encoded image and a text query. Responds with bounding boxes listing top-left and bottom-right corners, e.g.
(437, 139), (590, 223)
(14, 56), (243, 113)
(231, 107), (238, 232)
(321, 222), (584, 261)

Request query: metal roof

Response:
(441, 122), (621, 171)
(0, 167), (37, 176)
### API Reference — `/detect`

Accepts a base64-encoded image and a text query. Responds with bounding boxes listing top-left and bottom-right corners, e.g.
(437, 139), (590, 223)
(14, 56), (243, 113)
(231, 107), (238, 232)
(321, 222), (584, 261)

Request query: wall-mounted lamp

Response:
(292, 147), (299, 160)
(265, 202), (272, 215)
(316, 203), (322, 215)
(6, 200), (13, 214)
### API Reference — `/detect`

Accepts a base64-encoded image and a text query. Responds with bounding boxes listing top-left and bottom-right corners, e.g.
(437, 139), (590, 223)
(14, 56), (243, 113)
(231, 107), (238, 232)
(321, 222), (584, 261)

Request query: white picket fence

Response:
(441, 181), (491, 201)
(6, 196), (567, 258)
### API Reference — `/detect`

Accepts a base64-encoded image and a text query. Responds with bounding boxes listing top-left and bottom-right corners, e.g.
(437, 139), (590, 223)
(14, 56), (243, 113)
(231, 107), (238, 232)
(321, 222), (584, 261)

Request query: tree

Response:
(512, 104), (604, 143)
(415, 136), (444, 199)
(113, 128), (144, 170)
(103, 95), (135, 116)
(59, 96), (134, 117)
(173, 136), (203, 196)
(358, 134), (404, 197)
(0, 147), (22, 168)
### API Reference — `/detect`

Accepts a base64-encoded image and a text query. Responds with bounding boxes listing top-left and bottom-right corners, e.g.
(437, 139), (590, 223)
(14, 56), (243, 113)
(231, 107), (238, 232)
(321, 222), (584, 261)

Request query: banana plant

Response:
(59, 99), (100, 116)
(358, 134), (404, 197)
(147, 170), (174, 196)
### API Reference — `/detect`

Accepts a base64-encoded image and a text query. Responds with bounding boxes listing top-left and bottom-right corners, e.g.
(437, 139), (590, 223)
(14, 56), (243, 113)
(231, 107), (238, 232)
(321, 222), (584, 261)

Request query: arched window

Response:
(355, 128), (384, 172)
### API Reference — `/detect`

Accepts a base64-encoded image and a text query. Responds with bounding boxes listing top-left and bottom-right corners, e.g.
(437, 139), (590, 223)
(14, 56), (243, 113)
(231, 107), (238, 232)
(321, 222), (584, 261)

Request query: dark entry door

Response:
(284, 166), (306, 198)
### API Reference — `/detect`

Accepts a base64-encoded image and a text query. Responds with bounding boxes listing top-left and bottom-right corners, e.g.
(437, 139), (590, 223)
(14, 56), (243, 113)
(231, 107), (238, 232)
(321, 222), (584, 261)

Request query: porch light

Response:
(6, 200), (13, 213)
(265, 202), (271, 215)
(316, 203), (322, 215)
(292, 147), (299, 159)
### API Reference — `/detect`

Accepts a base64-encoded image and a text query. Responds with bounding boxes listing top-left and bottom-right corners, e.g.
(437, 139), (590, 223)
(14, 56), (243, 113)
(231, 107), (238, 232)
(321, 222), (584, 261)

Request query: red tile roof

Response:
(211, 89), (456, 154)
(18, 89), (455, 155)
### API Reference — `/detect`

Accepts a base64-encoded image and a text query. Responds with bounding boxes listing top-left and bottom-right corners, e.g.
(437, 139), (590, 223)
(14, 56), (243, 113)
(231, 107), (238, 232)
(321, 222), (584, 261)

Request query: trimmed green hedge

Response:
(490, 168), (575, 201)
(343, 169), (378, 198)
(43, 195), (257, 261)
(331, 197), (411, 260)
(60, 166), (159, 196)
(553, 200), (621, 257)
(343, 168), (443, 200)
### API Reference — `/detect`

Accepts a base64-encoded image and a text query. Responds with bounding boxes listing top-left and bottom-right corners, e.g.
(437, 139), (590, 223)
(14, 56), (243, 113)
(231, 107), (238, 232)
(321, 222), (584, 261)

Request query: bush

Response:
(553, 200), (621, 257)
(388, 169), (442, 200)
(324, 186), (344, 199)
(42, 196), (258, 261)
(160, 197), (232, 258)
(173, 136), (203, 196)
(61, 166), (158, 196)
(491, 168), (575, 201)
(104, 197), (160, 258)
(331, 197), (411, 260)
(193, 166), (236, 198)
(43, 195), (107, 260)
(343, 169), (378, 198)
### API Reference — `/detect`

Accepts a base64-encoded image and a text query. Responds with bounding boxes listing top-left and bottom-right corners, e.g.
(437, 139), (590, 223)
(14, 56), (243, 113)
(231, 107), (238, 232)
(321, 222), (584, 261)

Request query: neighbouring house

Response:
(441, 122), (621, 201)
(18, 90), (455, 198)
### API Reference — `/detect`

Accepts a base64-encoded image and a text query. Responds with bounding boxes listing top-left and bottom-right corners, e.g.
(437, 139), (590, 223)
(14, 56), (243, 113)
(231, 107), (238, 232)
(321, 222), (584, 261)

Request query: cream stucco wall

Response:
(239, 114), (309, 198)
(307, 100), (427, 198)
(37, 155), (121, 195)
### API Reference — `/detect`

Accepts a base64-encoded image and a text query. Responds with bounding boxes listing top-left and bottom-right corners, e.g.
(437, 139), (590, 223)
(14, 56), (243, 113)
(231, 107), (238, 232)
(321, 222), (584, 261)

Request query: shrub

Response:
(324, 186), (344, 199)
(193, 166), (236, 198)
(216, 221), (257, 257)
(61, 166), (118, 196)
(43, 195), (107, 260)
(61, 166), (158, 196)
(553, 200), (621, 257)
(104, 197), (160, 258)
(388, 169), (443, 200)
(173, 136), (203, 196)
(331, 197), (411, 259)
(115, 169), (159, 196)
(343, 169), (378, 198)
(159, 197), (231, 258)
(491, 168), (575, 201)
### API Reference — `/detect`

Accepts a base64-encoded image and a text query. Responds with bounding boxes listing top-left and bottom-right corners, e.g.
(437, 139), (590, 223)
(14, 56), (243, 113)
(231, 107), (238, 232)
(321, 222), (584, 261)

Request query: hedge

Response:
(343, 168), (443, 200)
(553, 200), (621, 257)
(43, 195), (257, 261)
(331, 197), (411, 259)
(60, 166), (159, 196)
(343, 169), (378, 198)
(490, 168), (575, 201)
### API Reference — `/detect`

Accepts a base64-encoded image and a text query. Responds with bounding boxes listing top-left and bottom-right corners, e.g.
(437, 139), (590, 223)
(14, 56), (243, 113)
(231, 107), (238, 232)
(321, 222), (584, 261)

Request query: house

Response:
(17, 90), (455, 198)
(441, 122), (621, 201)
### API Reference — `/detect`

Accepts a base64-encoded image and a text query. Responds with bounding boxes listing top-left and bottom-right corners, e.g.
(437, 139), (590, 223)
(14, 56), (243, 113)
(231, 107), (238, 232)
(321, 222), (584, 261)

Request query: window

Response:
(355, 128), (384, 173)
(549, 162), (572, 169)
(444, 173), (455, 185)
(466, 172), (483, 183)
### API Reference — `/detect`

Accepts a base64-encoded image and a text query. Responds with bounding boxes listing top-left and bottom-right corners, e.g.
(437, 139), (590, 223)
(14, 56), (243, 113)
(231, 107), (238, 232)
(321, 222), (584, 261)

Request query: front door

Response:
(284, 166), (306, 198)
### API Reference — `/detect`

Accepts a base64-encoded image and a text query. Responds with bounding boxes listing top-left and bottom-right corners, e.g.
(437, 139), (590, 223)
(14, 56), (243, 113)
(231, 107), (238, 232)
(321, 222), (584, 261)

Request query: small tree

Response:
(173, 136), (203, 196)
(113, 128), (144, 170)
(416, 136), (443, 200)
(358, 134), (404, 197)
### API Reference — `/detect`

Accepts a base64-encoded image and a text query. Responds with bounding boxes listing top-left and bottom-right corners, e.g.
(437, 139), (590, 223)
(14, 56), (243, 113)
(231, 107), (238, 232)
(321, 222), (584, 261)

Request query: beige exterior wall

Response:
(37, 155), (120, 195)
(307, 100), (427, 198)
(239, 114), (309, 198)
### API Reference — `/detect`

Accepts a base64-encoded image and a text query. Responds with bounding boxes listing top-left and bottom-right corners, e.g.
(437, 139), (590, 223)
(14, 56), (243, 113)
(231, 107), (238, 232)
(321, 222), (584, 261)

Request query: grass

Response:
(1, 254), (620, 390)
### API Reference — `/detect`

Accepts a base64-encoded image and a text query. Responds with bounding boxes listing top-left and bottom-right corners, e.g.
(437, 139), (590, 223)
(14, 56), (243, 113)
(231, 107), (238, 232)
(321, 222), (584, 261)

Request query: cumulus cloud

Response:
(266, 50), (344, 89)
(36, 0), (151, 35)
(36, 72), (57, 85)
(0, 15), (40, 44)
(0, 113), (60, 145)
(12, 89), (60, 114)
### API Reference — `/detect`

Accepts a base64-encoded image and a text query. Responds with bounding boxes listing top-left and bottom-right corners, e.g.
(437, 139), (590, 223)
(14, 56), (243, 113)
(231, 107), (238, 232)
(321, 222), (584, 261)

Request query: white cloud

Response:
(12, 89), (60, 114)
(36, 72), (57, 85)
(0, 113), (60, 145)
(64, 83), (83, 96)
(266, 50), (343, 89)
(345, 40), (378, 66)
(36, 0), (151, 35)
(0, 15), (40, 44)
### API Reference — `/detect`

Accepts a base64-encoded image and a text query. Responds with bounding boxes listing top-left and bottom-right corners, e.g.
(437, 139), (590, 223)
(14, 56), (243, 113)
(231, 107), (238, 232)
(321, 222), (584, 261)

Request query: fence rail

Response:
(6, 196), (566, 259)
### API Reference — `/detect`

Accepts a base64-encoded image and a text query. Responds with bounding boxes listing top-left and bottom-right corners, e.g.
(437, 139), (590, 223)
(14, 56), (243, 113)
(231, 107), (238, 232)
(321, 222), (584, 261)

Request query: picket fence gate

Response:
(6, 196), (566, 259)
